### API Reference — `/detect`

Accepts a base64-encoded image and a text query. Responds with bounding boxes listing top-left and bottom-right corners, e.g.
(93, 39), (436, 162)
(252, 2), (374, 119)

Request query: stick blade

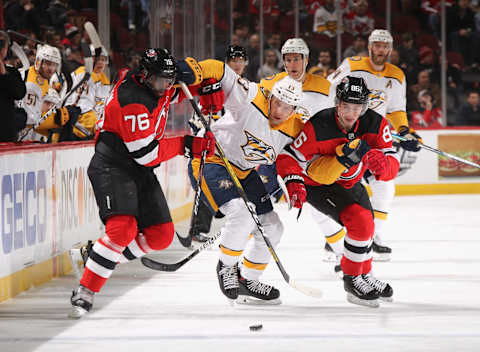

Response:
(84, 21), (102, 49)
(289, 279), (323, 299)
(141, 256), (181, 272)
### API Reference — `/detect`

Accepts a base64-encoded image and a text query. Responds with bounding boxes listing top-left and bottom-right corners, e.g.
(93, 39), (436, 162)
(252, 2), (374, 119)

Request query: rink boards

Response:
(1, 127), (480, 302)
(0, 141), (193, 302)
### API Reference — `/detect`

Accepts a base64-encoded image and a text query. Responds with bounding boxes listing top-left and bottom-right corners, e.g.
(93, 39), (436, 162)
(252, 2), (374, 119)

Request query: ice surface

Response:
(1, 195), (480, 352)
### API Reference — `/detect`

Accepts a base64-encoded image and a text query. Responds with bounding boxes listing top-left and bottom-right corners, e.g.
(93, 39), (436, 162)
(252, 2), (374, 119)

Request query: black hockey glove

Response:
(398, 126), (422, 152)
(176, 57), (203, 86)
(336, 139), (370, 168)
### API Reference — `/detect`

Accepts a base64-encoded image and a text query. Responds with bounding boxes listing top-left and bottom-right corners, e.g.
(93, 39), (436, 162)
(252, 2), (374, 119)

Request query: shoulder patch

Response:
(357, 109), (383, 135)
(308, 108), (344, 141)
(251, 88), (269, 119)
(347, 56), (373, 74)
(117, 76), (157, 113)
(275, 114), (304, 139)
(259, 71), (287, 91)
(303, 74), (330, 96)
(384, 63), (405, 84)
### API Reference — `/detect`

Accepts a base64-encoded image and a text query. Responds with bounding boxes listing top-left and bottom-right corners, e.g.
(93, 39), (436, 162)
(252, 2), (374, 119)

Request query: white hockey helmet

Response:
(271, 76), (303, 107)
(281, 38), (309, 57)
(368, 29), (393, 46)
(43, 88), (61, 106)
(35, 44), (62, 74)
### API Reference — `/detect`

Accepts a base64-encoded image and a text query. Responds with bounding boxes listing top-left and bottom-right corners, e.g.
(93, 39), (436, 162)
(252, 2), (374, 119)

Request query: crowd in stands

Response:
(224, 0), (480, 127)
(0, 0), (479, 143)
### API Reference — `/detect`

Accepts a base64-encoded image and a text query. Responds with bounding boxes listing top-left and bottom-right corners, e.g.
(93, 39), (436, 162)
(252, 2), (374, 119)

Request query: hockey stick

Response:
(176, 81), (322, 299)
(10, 41), (30, 71)
(176, 114), (212, 248)
(393, 133), (480, 169)
(6, 30), (48, 46)
(141, 231), (221, 272)
(84, 21), (103, 56)
(276, 174), (292, 210)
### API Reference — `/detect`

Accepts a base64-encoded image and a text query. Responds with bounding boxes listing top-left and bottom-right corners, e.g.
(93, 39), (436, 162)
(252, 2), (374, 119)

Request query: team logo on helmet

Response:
(146, 49), (156, 58)
(241, 131), (276, 164)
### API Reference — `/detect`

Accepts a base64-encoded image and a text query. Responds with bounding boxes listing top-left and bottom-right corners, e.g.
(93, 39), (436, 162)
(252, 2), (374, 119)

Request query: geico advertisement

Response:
(1, 152), (52, 276)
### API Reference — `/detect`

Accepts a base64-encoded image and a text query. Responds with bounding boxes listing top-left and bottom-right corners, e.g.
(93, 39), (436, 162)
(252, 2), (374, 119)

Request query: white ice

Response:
(1, 194), (480, 352)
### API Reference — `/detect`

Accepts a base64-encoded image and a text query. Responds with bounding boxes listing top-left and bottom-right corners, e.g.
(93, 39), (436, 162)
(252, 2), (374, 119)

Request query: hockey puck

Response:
(249, 324), (263, 331)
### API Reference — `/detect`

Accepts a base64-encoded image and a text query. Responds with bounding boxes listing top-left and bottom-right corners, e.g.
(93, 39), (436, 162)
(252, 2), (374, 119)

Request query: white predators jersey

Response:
(22, 66), (51, 125)
(66, 66), (111, 117)
(313, 6), (340, 37)
(202, 61), (304, 172)
(260, 71), (334, 121)
(328, 56), (408, 130)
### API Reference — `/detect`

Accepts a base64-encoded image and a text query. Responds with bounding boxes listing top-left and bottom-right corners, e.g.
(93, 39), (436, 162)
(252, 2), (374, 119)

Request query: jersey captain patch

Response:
(241, 131), (276, 164)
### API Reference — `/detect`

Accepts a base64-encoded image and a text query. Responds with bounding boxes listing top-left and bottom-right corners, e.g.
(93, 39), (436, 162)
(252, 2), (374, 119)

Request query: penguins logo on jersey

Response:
(368, 89), (386, 110)
(241, 131), (276, 164)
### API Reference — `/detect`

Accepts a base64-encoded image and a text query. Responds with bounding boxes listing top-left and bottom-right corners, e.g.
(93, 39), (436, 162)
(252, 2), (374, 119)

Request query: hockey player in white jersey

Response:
(186, 45), (249, 244)
(259, 38), (346, 274)
(193, 58), (305, 304)
(19, 44), (75, 141)
(65, 45), (111, 139)
(327, 29), (422, 260)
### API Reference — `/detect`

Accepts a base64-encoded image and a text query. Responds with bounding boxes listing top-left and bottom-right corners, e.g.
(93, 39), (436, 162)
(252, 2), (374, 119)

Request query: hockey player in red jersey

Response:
(69, 48), (218, 318)
(277, 76), (399, 308)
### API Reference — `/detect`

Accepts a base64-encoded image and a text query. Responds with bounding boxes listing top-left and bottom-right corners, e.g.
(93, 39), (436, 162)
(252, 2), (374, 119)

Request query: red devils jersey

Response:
(98, 72), (187, 168)
(278, 107), (400, 189)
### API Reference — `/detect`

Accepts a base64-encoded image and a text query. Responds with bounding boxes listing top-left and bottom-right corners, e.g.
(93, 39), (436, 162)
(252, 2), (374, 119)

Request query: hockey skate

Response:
(323, 242), (337, 262)
(237, 275), (281, 305)
(343, 275), (380, 308)
(69, 241), (93, 280)
(216, 261), (239, 301)
(69, 285), (94, 319)
(372, 241), (392, 262)
(363, 272), (393, 302)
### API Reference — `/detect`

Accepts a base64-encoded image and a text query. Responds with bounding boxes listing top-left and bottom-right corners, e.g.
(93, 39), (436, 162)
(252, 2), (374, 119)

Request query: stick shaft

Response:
(393, 133), (480, 169)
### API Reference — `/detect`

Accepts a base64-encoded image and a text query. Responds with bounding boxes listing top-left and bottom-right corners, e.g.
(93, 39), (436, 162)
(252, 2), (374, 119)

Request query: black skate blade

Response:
(346, 293), (380, 308)
(141, 256), (180, 272)
(236, 295), (282, 306)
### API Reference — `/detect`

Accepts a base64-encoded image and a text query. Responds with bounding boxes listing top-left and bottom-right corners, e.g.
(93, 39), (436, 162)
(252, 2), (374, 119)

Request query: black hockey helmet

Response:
(336, 76), (370, 105)
(225, 45), (248, 63)
(139, 48), (177, 80)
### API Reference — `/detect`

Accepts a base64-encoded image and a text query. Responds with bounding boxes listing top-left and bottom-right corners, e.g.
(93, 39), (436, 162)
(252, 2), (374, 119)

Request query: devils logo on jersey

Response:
(241, 131), (276, 164)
